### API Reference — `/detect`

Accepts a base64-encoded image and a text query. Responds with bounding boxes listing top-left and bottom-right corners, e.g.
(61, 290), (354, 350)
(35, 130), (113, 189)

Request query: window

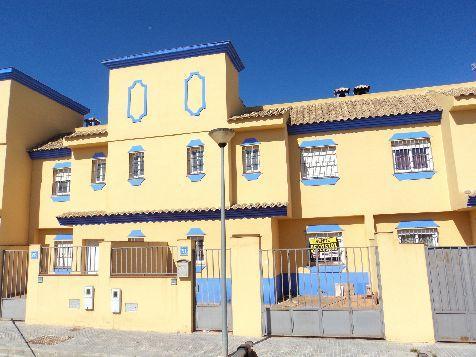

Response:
(187, 146), (204, 175)
(91, 158), (106, 184)
(307, 231), (344, 263)
(391, 138), (433, 173)
(242, 145), (260, 174)
(194, 237), (205, 263)
(52, 167), (71, 196)
(129, 151), (144, 179)
(85, 241), (99, 274)
(54, 240), (73, 270)
(301, 145), (338, 180)
(397, 228), (438, 246)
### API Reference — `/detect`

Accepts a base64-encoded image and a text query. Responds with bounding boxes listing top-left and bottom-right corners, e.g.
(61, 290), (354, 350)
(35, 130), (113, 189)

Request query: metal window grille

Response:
(187, 146), (204, 175)
(307, 231), (344, 263)
(52, 167), (71, 195)
(91, 159), (106, 183)
(192, 237), (205, 262)
(391, 138), (433, 173)
(300, 146), (338, 180)
(54, 241), (73, 269)
(129, 152), (144, 179)
(242, 145), (260, 174)
(397, 228), (438, 246)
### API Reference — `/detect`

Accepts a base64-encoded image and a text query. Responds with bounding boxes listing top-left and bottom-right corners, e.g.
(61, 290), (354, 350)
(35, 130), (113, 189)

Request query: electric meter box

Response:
(177, 260), (190, 278)
(83, 286), (94, 310)
(111, 288), (122, 314)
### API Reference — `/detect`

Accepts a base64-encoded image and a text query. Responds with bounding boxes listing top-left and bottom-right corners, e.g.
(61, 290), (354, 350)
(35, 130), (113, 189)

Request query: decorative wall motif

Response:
(184, 72), (206, 116)
(127, 80), (148, 123)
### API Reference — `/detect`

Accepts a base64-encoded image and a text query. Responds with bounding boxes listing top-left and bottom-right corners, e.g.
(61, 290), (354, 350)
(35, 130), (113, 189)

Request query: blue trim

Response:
(468, 196), (476, 207)
(52, 195), (70, 202)
(53, 162), (71, 169)
(287, 111), (442, 135)
(128, 145), (145, 153)
(91, 183), (106, 191)
(187, 173), (205, 182)
(184, 72), (206, 116)
(187, 228), (205, 236)
(389, 131), (430, 141)
(127, 80), (148, 123)
(241, 138), (260, 146)
(54, 268), (72, 275)
(243, 172), (261, 181)
(128, 178), (145, 186)
(29, 148), (72, 160)
(186, 139), (204, 147)
(0, 67), (89, 115)
(306, 225), (343, 233)
(394, 171), (435, 180)
(54, 234), (73, 241)
(57, 204), (288, 226)
(397, 220), (439, 229)
(302, 177), (339, 186)
(128, 229), (145, 238)
(299, 139), (336, 148)
(195, 265), (206, 273)
(195, 278), (232, 304)
(92, 152), (106, 159)
(101, 41), (245, 72)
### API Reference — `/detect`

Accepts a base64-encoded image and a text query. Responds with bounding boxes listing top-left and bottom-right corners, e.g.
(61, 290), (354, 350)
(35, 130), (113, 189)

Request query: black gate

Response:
(0, 250), (29, 320)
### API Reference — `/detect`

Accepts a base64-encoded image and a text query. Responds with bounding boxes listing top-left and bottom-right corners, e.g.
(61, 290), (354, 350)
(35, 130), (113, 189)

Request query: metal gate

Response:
(0, 250), (29, 320)
(194, 248), (232, 331)
(426, 246), (476, 342)
(260, 247), (384, 338)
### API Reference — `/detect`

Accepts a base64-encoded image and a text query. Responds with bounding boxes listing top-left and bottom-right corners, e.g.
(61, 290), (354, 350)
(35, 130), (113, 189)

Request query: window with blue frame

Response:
(397, 228), (438, 246)
(54, 239), (73, 271)
(242, 144), (260, 174)
(52, 167), (71, 196)
(91, 158), (106, 184)
(187, 145), (204, 175)
(300, 143), (338, 181)
(391, 136), (433, 174)
(129, 151), (145, 179)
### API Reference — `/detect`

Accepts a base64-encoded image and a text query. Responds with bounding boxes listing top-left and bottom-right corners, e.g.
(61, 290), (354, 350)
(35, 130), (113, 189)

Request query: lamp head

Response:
(208, 128), (235, 147)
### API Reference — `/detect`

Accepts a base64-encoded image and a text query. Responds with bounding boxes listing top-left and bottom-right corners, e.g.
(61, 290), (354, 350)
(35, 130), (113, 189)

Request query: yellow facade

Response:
(2, 42), (476, 342)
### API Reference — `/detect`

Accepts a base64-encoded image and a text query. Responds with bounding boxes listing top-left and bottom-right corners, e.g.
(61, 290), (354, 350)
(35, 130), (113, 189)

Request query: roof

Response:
(0, 67), (89, 115)
(29, 133), (71, 152)
(65, 125), (108, 139)
(437, 86), (476, 97)
(101, 41), (244, 72)
(229, 107), (291, 121)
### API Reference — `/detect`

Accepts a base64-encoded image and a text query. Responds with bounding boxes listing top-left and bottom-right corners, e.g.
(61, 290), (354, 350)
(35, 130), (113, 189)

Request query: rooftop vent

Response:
(334, 87), (350, 97)
(84, 117), (101, 127)
(353, 84), (371, 95)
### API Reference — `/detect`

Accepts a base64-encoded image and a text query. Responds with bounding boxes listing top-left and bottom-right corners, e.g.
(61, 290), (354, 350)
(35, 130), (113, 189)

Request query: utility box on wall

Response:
(83, 286), (94, 310)
(111, 288), (122, 314)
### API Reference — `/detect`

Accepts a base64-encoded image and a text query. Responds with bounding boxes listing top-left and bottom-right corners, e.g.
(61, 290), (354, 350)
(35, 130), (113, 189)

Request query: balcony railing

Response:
(39, 246), (99, 275)
(110, 246), (177, 276)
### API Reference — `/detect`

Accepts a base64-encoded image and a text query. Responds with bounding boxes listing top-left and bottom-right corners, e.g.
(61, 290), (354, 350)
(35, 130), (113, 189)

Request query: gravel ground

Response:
(0, 320), (475, 356)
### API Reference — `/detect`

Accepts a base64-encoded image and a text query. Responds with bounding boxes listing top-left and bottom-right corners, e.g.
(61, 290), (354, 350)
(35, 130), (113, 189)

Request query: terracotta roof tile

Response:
(29, 133), (72, 151)
(437, 87), (476, 97)
(229, 107), (290, 121)
(65, 125), (107, 139)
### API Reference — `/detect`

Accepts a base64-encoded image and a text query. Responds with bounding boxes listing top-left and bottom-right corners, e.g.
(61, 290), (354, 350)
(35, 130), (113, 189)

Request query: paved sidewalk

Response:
(0, 321), (475, 356)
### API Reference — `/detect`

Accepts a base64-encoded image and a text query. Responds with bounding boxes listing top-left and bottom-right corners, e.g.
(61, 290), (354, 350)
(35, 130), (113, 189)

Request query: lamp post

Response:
(208, 128), (235, 357)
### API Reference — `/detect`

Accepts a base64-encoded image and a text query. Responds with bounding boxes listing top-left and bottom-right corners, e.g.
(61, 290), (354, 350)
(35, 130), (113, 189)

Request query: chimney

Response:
(353, 84), (371, 95)
(334, 87), (350, 97)
(84, 117), (101, 127)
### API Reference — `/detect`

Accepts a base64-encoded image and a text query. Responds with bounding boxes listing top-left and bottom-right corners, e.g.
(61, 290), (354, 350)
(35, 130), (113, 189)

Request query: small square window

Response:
(242, 145), (260, 174)
(52, 167), (71, 196)
(91, 159), (106, 184)
(391, 138), (433, 174)
(187, 146), (204, 175)
(300, 145), (338, 180)
(397, 228), (438, 246)
(129, 152), (144, 179)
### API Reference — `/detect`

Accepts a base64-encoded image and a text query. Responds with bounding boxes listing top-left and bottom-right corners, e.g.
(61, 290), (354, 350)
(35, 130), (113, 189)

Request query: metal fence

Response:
(39, 246), (99, 275)
(111, 246), (177, 276)
(1, 250), (28, 299)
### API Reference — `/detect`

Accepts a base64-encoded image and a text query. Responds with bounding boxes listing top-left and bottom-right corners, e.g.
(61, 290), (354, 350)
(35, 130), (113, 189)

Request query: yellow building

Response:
(2, 42), (476, 343)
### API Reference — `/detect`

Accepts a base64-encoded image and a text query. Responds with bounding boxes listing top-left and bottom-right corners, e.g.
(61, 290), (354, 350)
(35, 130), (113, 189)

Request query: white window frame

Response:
(307, 231), (344, 263)
(397, 228), (438, 247)
(242, 145), (260, 174)
(187, 146), (205, 175)
(129, 151), (145, 179)
(54, 240), (73, 269)
(85, 241), (99, 274)
(300, 145), (338, 180)
(391, 138), (434, 174)
(91, 158), (106, 184)
(52, 167), (71, 196)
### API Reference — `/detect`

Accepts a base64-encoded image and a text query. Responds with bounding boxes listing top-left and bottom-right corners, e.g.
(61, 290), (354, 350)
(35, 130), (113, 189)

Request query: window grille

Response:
(54, 241), (73, 269)
(91, 159), (106, 183)
(52, 167), (71, 195)
(129, 152), (144, 179)
(194, 237), (205, 262)
(242, 145), (260, 174)
(391, 138), (433, 173)
(187, 146), (204, 175)
(300, 145), (338, 180)
(307, 231), (344, 263)
(397, 228), (438, 246)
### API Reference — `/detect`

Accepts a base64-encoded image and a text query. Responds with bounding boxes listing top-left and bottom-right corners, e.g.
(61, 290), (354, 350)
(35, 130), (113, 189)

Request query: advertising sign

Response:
(308, 236), (340, 262)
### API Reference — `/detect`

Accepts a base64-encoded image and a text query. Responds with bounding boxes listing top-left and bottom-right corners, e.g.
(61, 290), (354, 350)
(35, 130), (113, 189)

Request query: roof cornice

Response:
(101, 41), (245, 72)
(28, 148), (72, 160)
(0, 67), (89, 115)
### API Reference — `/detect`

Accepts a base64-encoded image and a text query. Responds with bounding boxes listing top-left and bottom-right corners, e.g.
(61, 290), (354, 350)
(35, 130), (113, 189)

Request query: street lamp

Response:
(208, 127), (235, 357)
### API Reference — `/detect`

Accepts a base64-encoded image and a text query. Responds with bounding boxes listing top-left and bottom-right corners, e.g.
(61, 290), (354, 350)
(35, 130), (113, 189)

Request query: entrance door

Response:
(0, 250), (29, 320)
(193, 247), (232, 331)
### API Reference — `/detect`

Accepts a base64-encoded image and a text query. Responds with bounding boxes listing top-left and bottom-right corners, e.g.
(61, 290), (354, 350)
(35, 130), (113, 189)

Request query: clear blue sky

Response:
(0, 1), (475, 121)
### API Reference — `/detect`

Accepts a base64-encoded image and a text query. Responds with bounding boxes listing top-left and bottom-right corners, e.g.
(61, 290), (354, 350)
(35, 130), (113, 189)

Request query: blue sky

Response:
(0, 1), (475, 121)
